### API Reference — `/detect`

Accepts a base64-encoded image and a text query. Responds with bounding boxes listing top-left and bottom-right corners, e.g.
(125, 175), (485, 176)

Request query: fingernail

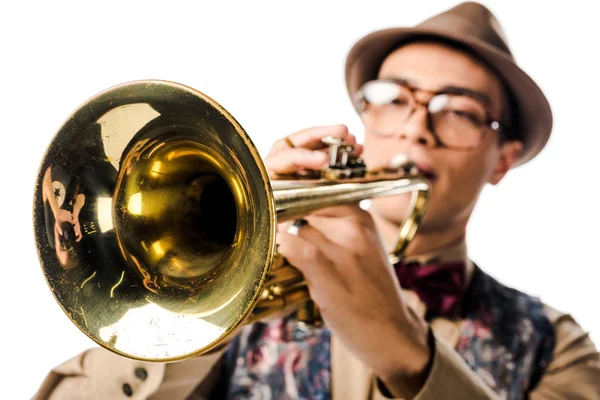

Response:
(312, 151), (327, 160)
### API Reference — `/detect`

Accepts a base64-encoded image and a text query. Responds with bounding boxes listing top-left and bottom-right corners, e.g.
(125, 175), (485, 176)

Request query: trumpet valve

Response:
(321, 136), (366, 179)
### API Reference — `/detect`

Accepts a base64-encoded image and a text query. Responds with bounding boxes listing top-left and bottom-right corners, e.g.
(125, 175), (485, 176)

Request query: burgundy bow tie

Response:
(393, 260), (466, 318)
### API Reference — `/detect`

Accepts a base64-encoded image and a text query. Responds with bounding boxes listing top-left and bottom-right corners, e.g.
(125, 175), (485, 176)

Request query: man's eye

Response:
(453, 110), (483, 125)
(391, 98), (409, 106)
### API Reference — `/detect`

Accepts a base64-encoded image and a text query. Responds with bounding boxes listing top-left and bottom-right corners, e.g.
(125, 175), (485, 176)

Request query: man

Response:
(35, 2), (600, 399)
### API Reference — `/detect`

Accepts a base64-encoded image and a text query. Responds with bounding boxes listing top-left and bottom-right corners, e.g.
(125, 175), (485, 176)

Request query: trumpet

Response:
(33, 80), (429, 362)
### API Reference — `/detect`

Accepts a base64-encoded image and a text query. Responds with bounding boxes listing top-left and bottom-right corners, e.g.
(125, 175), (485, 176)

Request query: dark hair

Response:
(376, 35), (521, 143)
(58, 221), (77, 251)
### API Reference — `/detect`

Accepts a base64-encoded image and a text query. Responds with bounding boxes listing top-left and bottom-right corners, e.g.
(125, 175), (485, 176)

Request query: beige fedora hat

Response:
(345, 1), (552, 166)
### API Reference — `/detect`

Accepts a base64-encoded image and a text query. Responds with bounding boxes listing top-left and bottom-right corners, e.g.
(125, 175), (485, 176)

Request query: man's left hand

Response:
(277, 204), (432, 389)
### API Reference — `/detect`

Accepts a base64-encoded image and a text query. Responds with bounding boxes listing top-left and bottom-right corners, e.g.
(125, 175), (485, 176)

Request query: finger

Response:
(353, 143), (364, 157)
(276, 231), (337, 283)
(304, 214), (380, 252)
(308, 204), (368, 219)
(292, 221), (348, 267)
(264, 148), (328, 175)
(277, 220), (294, 233)
(271, 125), (353, 151)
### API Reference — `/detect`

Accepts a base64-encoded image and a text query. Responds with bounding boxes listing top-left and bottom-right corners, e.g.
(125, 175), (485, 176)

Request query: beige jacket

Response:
(34, 243), (600, 399)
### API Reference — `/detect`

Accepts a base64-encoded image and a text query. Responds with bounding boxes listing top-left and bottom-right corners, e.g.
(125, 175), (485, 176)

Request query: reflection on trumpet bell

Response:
(34, 80), (276, 361)
(33, 80), (428, 362)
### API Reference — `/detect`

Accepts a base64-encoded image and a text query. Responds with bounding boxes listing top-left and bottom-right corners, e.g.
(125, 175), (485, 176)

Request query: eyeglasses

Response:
(354, 79), (504, 150)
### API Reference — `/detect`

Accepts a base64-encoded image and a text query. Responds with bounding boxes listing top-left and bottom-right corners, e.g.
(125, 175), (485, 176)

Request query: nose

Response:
(393, 104), (437, 147)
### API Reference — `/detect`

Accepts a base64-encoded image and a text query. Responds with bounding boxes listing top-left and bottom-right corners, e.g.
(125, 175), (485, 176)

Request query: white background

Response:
(2, 1), (599, 398)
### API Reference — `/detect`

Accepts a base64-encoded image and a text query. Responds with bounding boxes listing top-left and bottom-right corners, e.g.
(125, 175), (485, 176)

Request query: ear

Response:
(488, 140), (523, 185)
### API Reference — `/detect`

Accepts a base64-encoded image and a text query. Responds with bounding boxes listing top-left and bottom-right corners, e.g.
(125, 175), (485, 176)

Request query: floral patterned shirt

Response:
(222, 266), (555, 400)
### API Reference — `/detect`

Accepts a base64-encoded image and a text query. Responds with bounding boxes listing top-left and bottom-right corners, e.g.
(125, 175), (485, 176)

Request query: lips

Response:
(387, 154), (437, 181)
(413, 161), (437, 181)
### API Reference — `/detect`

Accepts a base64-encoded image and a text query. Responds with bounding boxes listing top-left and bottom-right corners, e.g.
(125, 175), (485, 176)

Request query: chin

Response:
(370, 193), (454, 232)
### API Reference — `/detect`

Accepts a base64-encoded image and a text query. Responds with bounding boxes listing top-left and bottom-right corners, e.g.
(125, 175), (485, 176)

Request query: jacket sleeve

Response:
(529, 306), (600, 399)
(33, 346), (227, 400)
(372, 332), (501, 400)
(372, 307), (600, 400)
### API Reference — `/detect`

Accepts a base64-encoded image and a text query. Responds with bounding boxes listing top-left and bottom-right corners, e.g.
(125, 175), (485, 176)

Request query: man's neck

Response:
(370, 210), (467, 258)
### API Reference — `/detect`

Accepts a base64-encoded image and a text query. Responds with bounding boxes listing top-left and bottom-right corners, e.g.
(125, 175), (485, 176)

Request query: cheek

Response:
(362, 136), (394, 167)
(439, 154), (492, 205)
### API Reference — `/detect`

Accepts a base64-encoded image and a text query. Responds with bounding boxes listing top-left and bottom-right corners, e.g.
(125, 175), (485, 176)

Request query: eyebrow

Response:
(379, 76), (493, 107)
(438, 86), (492, 107)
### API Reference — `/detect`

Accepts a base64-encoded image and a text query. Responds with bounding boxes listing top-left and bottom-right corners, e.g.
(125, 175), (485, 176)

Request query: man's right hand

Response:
(263, 124), (362, 178)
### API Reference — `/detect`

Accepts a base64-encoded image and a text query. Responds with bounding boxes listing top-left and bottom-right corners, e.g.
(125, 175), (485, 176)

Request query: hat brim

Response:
(345, 27), (553, 166)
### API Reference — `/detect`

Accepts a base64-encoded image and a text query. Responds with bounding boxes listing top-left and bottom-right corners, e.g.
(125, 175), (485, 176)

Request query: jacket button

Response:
(123, 383), (133, 397)
(135, 367), (148, 381)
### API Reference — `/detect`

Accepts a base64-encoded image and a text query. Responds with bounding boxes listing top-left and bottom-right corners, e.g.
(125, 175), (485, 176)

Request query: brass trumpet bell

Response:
(34, 80), (428, 362)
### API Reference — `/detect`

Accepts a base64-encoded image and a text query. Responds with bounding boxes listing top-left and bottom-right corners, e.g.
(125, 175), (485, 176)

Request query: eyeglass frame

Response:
(354, 78), (508, 150)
